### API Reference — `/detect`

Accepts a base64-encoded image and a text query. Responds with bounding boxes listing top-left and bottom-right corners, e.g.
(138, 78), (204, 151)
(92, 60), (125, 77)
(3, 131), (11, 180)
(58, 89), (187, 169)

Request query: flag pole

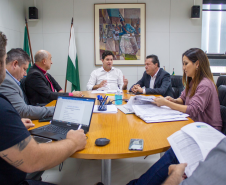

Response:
(64, 17), (73, 93)
(25, 18), (34, 65)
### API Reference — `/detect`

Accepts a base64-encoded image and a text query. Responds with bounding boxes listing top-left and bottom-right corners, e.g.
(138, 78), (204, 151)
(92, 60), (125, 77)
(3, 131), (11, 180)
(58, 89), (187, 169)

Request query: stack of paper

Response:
(123, 95), (189, 123)
(93, 105), (118, 113)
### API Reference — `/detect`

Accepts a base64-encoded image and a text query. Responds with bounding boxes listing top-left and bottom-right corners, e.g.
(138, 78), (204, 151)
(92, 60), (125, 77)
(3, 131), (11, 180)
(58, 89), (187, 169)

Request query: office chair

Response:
(170, 75), (184, 99)
(20, 76), (30, 105)
(218, 85), (226, 135)
(216, 75), (226, 88)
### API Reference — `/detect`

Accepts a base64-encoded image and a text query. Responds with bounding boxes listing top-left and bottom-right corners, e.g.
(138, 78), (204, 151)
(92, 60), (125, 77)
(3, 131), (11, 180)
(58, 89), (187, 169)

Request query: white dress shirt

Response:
(143, 68), (160, 94)
(87, 67), (124, 91)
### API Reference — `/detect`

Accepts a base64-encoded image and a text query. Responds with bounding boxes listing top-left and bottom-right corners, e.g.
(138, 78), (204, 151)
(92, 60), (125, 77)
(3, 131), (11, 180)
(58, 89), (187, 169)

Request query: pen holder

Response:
(98, 99), (107, 111)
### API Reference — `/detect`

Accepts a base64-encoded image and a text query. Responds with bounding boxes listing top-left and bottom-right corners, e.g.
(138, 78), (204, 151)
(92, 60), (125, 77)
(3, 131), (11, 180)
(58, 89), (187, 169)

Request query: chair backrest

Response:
(216, 75), (226, 88)
(20, 76), (30, 105)
(170, 75), (184, 99)
(218, 85), (226, 135)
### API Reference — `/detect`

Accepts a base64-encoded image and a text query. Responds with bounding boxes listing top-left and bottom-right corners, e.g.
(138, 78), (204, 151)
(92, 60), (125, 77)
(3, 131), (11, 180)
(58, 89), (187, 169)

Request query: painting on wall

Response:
(94, 3), (146, 65)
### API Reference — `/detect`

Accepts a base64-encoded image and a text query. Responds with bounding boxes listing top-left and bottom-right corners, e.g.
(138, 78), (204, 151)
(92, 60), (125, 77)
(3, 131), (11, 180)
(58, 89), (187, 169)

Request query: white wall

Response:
(23, 0), (202, 91)
(0, 0), (24, 52)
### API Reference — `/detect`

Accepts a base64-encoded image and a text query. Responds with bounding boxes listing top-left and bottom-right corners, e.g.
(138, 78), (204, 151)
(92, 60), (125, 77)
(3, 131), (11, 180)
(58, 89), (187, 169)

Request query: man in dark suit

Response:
(0, 48), (55, 119)
(130, 55), (173, 97)
(25, 50), (82, 105)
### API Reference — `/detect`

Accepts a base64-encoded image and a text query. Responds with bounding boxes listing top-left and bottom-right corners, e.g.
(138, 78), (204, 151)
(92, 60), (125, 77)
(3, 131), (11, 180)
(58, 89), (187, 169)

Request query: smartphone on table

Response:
(129, 139), (144, 151)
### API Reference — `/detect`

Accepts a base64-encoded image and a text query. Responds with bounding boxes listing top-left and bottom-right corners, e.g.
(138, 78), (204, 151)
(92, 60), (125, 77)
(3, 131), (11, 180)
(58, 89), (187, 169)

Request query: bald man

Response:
(25, 50), (82, 105)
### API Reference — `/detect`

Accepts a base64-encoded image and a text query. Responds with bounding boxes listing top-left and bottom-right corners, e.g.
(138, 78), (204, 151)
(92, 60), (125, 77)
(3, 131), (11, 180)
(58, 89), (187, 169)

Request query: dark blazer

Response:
(25, 64), (69, 105)
(130, 68), (173, 97)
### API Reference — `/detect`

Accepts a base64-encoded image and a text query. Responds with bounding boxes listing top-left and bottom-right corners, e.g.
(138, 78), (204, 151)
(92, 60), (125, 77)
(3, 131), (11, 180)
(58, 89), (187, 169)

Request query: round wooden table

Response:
(31, 91), (193, 185)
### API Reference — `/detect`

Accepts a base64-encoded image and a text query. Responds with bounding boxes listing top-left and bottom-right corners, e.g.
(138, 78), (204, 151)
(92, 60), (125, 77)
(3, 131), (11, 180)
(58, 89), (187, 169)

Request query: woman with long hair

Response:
(154, 48), (222, 131)
(127, 49), (223, 185)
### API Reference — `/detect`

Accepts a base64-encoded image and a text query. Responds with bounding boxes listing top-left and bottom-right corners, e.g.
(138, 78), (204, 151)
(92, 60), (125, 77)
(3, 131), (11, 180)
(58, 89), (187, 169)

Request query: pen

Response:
(77, 124), (82, 130)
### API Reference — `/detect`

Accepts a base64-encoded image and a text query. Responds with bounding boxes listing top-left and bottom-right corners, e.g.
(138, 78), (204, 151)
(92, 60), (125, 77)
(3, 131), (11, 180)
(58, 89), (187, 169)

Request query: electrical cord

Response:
(107, 99), (128, 105)
(59, 162), (64, 171)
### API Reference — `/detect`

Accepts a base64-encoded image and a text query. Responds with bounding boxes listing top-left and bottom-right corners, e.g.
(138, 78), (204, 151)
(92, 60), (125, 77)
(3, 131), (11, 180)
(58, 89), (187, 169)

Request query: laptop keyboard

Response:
(37, 125), (71, 135)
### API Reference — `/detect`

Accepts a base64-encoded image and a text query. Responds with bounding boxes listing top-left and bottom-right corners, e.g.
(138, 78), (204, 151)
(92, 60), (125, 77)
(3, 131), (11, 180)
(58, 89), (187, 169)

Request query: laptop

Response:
(30, 96), (96, 140)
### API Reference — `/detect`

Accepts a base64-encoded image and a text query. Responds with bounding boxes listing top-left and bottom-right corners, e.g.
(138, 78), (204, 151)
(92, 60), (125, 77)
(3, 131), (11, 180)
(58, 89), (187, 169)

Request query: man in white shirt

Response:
(87, 51), (128, 91)
(130, 55), (173, 97)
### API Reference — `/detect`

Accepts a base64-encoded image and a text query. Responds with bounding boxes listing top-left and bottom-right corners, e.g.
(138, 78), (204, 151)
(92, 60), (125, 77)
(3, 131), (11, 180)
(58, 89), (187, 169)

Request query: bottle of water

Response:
(115, 90), (122, 105)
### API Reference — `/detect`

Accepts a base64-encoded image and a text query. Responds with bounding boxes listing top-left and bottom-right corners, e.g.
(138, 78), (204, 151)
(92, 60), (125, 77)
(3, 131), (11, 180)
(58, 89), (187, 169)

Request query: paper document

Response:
(91, 89), (122, 94)
(168, 122), (225, 177)
(93, 105), (117, 113)
(91, 90), (106, 94)
(134, 95), (155, 102)
(116, 105), (134, 114)
(106, 89), (122, 94)
(123, 95), (189, 123)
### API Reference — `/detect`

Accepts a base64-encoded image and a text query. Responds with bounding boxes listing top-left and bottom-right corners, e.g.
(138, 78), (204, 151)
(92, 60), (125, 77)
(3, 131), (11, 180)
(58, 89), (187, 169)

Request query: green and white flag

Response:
(66, 26), (80, 91)
(23, 26), (32, 73)
(172, 68), (175, 75)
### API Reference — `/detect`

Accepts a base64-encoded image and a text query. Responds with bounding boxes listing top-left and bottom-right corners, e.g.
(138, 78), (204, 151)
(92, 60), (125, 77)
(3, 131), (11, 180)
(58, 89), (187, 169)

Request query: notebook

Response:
(30, 96), (95, 140)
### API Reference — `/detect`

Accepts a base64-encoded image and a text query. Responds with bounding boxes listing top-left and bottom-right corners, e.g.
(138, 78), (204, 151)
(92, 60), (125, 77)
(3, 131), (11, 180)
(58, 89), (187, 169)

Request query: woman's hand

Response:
(153, 97), (168, 107)
(165, 96), (176, 103)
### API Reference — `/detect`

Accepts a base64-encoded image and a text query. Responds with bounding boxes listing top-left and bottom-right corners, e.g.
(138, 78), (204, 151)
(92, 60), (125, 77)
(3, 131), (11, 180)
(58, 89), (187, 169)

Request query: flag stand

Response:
(25, 18), (34, 65)
(64, 17), (73, 93)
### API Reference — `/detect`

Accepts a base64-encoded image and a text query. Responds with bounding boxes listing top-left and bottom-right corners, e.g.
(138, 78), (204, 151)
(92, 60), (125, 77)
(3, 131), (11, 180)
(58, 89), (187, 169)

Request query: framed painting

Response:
(94, 3), (146, 65)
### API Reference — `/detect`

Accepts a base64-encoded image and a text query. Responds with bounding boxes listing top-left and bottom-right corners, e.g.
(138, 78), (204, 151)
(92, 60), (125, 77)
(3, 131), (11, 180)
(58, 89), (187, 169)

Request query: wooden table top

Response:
(31, 91), (193, 159)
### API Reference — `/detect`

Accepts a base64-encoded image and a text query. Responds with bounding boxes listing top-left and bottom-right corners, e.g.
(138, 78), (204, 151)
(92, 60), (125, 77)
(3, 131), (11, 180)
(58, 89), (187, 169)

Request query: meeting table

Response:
(30, 90), (193, 185)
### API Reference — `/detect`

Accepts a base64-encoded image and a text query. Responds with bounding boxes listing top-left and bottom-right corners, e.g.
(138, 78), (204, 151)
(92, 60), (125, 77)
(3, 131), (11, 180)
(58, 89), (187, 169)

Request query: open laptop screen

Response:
(53, 96), (95, 129)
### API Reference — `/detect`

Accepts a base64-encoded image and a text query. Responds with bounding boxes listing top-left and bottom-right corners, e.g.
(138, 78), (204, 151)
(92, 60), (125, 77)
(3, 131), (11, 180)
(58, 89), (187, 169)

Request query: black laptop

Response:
(30, 96), (96, 140)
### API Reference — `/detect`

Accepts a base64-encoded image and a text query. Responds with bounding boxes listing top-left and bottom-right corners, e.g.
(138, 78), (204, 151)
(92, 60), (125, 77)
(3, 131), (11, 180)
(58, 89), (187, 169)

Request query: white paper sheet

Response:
(134, 95), (155, 102)
(168, 130), (203, 177)
(181, 122), (225, 159)
(116, 105), (134, 114)
(168, 122), (225, 177)
(91, 90), (107, 94)
(93, 105), (118, 113)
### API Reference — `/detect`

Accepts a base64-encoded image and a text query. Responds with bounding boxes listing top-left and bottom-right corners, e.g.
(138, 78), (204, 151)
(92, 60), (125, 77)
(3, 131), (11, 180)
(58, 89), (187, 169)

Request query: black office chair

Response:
(218, 85), (226, 135)
(170, 75), (184, 99)
(20, 76), (30, 105)
(216, 75), (226, 88)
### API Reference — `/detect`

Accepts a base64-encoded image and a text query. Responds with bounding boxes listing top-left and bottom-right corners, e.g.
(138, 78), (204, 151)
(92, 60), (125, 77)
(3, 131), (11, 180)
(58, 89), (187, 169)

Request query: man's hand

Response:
(21, 118), (35, 129)
(72, 91), (83, 97)
(168, 163), (187, 176)
(131, 84), (139, 93)
(58, 90), (64, 93)
(123, 76), (128, 86)
(122, 76), (128, 90)
(131, 84), (139, 92)
(132, 84), (143, 94)
(162, 163), (187, 185)
(66, 129), (87, 152)
(98, 80), (107, 88)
